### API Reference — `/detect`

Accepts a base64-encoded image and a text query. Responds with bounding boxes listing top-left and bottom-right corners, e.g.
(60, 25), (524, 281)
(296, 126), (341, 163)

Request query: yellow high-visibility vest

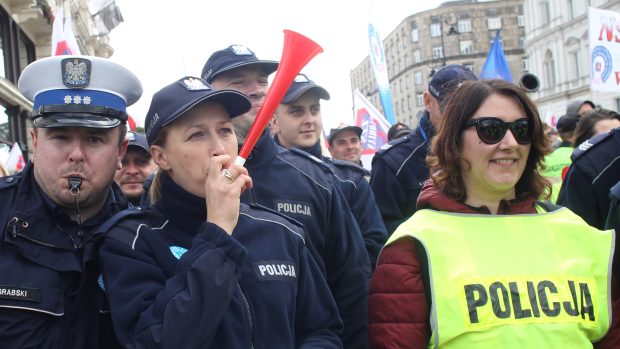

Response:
(386, 208), (614, 348)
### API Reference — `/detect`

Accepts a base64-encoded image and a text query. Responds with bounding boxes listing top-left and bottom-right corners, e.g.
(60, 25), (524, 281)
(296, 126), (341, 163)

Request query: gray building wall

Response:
(351, 0), (526, 128)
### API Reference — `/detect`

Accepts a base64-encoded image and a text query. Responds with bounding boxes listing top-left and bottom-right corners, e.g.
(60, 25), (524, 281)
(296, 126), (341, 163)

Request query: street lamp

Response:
(430, 13), (460, 77)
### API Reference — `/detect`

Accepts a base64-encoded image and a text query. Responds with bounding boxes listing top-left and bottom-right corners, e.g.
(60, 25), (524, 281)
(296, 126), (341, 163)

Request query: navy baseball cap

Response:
(328, 124), (362, 145)
(282, 74), (330, 104)
(144, 77), (251, 145)
(428, 64), (477, 103)
(18, 55), (142, 128)
(201, 45), (279, 84)
(126, 131), (150, 154)
(556, 112), (581, 133)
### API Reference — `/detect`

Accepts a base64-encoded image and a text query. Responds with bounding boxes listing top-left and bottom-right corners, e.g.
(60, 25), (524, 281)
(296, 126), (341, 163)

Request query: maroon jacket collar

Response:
(416, 180), (537, 215)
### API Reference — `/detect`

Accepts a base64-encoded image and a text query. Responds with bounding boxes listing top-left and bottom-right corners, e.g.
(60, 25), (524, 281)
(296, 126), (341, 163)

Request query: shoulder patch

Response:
(572, 130), (616, 161)
(377, 135), (409, 154)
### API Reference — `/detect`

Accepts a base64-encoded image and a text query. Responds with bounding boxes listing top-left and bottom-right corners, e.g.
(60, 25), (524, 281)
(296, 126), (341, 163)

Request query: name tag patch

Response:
(253, 260), (297, 282)
(274, 200), (312, 217)
(0, 286), (40, 302)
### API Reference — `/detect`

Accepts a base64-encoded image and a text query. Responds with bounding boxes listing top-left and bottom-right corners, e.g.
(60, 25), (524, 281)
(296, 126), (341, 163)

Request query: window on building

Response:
(518, 15), (525, 27)
(522, 57), (529, 71)
(488, 17), (502, 30)
(519, 36), (525, 48)
(460, 40), (474, 54)
(411, 28), (419, 43)
(544, 49), (556, 89)
(0, 107), (8, 144)
(430, 23), (441, 37)
(542, 1), (551, 24)
(568, 0), (575, 19)
(569, 50), (580, 81)
(413, 49), (421, 63)
(432, 46), (443, 58)
(458, 19), (472, 33)
(415, 71), (422, 85)
(416, 93), (424, 106)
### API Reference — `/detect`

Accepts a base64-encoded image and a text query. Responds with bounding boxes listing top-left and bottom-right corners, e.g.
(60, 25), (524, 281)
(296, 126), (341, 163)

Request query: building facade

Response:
(524, 0), (620, 119)
(0, 0), (114, 160)
(350, 0), (526, 128)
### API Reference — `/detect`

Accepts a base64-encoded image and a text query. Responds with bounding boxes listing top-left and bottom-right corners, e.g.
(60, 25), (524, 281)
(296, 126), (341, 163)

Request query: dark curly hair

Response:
(426, 79), (552, 202)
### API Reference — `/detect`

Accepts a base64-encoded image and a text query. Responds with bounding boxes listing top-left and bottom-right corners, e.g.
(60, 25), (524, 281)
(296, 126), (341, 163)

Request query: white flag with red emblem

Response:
(5, 143), (25, 174)
(51, 8), (81, 56)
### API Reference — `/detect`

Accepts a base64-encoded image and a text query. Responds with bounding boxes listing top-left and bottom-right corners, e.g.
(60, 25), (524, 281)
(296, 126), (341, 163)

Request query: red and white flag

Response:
(5, 143), (25, 173)
(353, 89), (391, 171)
(51, 8), (81, 56)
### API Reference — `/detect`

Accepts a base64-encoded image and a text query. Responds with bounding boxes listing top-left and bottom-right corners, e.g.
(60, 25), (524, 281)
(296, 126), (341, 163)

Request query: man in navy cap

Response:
(205, 45), (371, 348)
(271, 73), (386, 270)
(114, 131), (156, 206)
(328, 124), (364, 165)
(0, 55), (141, 348)
(370, 64), (477, 234)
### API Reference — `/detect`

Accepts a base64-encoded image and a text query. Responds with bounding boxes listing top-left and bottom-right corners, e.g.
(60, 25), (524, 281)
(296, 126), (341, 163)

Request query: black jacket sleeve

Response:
(347, 175), (387, 269)
(325, 186), (371, 349)
(295, 241), (344, 348)
(370, 156), (414, 234)
(100, 221), (246, 349)
(558, 164), (604, 229)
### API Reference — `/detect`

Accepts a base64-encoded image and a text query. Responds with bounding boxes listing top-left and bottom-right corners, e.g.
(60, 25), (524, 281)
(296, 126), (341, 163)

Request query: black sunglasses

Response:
(463, 117), (533, 145)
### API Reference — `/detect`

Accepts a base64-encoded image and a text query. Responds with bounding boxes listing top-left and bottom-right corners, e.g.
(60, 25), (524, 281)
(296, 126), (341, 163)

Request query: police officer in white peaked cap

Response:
(19, 55), (142, 128)
(0, 55), (141, 349)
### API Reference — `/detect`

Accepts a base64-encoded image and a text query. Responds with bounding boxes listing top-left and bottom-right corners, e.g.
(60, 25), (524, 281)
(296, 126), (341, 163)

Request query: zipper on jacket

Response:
(8, 217), (74, 251)
(237, 282), (255, 349)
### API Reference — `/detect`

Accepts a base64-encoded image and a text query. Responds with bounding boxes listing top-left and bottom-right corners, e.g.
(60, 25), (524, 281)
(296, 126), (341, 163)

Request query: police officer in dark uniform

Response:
(370, 65), (477, 234)
(0, 55), (141, 348)
(100, 77), (342, 348)
(203, 45), (370, 348)
(271, 74), (387, 269)
(558, 128), (620, 229)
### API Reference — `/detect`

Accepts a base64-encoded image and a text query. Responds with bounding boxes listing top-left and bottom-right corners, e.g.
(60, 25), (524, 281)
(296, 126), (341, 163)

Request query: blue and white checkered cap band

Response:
(33, 89), (127, 113)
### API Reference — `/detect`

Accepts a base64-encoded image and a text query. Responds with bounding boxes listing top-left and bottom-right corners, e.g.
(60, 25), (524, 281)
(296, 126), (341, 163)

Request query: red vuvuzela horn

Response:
(234, 30), (323, 167)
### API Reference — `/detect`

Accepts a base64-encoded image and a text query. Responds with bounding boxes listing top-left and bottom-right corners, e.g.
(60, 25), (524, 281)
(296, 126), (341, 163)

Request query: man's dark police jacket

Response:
(0, 162), (127, 348)
(279, 138), (387, 269)
(370, 112), (434, 234)
(558, 128), (620, 229)
(99, 173), (342, 348)
(242, 132), (370, 349)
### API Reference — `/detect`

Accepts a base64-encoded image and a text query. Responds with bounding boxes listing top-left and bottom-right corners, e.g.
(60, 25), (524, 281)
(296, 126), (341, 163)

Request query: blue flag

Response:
(480, 30), (513, 82)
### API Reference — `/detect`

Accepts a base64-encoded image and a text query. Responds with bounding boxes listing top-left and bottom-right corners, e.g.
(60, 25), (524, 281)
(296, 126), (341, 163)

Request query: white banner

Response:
(589, 7), (620, 92)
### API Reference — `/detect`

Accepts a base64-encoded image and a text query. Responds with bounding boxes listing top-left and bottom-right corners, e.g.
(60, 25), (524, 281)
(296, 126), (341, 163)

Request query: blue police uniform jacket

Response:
(243, 132), (370, 349)
(275, 137), (387, 270)
(370, 111), (434, 235)
(0, 162), (127, 349)
(99, 172), (343, 348)
(558, 128), (620, 229)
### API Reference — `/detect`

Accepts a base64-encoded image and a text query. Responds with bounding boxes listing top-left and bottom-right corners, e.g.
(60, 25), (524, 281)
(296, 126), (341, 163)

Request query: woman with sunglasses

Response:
(369, 79), (620, 348)
(98, 77), (342, 348)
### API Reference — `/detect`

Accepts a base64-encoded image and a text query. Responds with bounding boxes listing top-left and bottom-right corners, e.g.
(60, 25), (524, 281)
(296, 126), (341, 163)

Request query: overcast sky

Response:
(107, 0), (444, 131)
